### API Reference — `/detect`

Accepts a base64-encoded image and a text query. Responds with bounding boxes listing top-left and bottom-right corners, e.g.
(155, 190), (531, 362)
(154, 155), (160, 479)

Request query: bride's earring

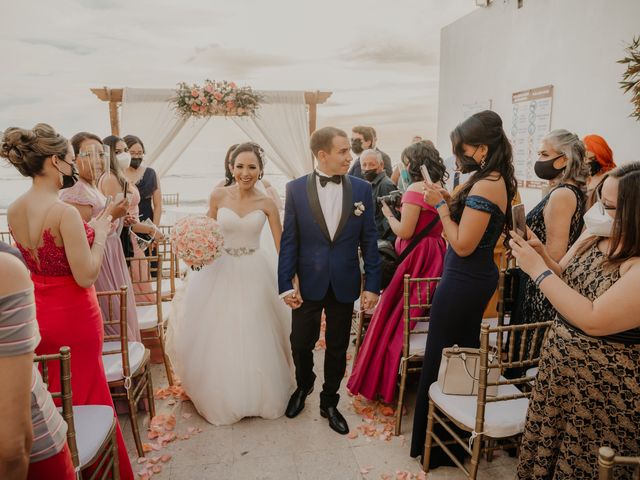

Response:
(480, 157), (487, 169)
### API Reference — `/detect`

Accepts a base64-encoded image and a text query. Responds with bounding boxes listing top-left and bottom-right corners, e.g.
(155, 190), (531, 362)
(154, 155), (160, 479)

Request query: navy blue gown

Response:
(410, 195), (506, 459)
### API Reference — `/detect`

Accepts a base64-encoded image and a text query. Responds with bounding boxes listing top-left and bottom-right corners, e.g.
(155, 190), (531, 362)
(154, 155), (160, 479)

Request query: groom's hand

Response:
(361, 291), (379, 311)
(284, 292), (303, 309)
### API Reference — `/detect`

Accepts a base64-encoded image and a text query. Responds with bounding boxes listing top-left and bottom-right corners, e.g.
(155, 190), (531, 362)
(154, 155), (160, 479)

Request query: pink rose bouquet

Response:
(169, 215), (224, 270)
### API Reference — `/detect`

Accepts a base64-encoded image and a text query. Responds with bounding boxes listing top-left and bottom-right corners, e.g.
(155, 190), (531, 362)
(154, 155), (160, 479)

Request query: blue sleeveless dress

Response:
(410, 195), (505, 459)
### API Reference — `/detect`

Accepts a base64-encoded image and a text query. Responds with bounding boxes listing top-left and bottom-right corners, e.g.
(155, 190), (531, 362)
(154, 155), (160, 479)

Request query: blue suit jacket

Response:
(278, 174), (381, 303)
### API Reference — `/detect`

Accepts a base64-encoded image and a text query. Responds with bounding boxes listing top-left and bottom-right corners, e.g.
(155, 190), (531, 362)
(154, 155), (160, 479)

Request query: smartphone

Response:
(512, 203), (527, 240)
(104, 195), (113, 211)
(420, 165), (433, 184)
(123, 181), (128, 199)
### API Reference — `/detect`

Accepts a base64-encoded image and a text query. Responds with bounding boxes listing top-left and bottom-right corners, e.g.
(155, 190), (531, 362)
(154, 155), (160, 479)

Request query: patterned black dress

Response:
(517, 242), (640, 479)
(522, 184), (585, 326)
(507, 184), (585, 377)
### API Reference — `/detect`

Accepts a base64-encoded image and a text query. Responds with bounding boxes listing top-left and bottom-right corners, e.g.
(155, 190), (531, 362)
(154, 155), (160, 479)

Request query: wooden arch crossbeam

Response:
(90, 87), (332, 137)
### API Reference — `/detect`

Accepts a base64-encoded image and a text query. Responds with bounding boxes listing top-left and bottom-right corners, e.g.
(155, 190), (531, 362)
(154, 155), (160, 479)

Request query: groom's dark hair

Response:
(310, 127), (348, 158)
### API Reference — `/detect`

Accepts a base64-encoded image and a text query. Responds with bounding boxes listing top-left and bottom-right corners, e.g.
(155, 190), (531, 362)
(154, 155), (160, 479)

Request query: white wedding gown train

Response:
(167, 207), (295, 425)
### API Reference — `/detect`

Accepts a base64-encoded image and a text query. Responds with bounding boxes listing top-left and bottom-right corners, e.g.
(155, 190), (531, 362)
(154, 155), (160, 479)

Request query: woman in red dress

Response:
(347, 141), (447, 403)
(2, 124), (134, 479)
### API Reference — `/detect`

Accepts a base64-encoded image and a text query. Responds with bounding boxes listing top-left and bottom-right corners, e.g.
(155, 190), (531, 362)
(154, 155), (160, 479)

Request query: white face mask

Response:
(116, 152), (131, 170)
(583, 202), (615, 237)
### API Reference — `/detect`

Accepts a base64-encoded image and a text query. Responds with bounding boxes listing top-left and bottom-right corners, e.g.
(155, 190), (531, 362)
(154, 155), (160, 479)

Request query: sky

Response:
(0, 0), (475, 174)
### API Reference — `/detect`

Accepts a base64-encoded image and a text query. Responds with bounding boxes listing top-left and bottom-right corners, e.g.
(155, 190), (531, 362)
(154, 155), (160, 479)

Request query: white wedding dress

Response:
(167, 207), (295, 425)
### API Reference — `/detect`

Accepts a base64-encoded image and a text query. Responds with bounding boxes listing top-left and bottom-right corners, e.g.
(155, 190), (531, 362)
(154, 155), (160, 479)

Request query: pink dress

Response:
(60, 180), (140, 341)
(13, 224), (134, 480)
(347, 191), (446, 403)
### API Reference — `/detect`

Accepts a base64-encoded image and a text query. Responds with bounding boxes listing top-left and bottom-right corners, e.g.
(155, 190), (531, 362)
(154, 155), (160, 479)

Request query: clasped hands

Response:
(283, 275), (379, 311)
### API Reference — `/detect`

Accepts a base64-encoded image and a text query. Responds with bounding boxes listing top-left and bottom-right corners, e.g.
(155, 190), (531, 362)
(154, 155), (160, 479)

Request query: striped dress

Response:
(0, 288), (68, 463)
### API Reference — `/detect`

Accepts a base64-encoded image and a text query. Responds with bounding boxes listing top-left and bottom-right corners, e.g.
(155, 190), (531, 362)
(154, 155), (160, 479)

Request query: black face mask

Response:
(362, 169), (378, 182)
(457, 146), (481, 174)
(588, 159), (601, 176)
(130, 157), (143, 169)
(56, 160), (79, 189)
(351, 139), (364, 155)
(534, 154), (565, 180)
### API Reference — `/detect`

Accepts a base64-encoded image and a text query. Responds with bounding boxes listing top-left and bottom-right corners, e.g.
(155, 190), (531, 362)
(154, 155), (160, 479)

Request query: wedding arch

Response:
(91, 87), (332, 178)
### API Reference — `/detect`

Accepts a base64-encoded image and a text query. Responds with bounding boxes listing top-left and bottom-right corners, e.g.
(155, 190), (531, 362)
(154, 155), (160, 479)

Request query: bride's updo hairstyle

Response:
(1, 123), (68, 177)
(230, 142), (266, 180)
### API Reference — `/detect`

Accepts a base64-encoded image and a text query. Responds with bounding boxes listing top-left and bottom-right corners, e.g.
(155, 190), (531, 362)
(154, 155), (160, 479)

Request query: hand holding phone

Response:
(512, 203), (528, 240)
(420, 165), (433, 184)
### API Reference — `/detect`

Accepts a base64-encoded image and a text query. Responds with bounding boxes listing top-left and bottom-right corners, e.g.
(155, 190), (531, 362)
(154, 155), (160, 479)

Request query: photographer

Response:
(360, 149), (397, 242)
(347, 141), (447, 403)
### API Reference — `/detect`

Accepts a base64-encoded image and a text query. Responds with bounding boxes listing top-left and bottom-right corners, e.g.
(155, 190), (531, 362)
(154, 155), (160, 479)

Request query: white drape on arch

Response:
(120, 88), (312, 179)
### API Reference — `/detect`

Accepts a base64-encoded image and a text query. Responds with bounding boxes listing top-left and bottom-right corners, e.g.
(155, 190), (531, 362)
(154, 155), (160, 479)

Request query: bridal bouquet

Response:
(169, 216), (224, 271)
(172, 79), (262, 118)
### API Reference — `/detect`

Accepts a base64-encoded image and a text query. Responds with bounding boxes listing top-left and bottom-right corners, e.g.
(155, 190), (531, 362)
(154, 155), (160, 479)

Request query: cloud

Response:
(341, 41), (438, 67)
(0, 97), (43, 111)
(186, 43), (291, 77)
(21, 38), (95, 56)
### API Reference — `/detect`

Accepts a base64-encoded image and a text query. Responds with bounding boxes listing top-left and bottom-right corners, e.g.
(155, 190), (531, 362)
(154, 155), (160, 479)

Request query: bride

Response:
(167, 142), (295, 425)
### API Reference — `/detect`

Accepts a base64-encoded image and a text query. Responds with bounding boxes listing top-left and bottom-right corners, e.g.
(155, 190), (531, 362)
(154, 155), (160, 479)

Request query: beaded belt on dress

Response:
(224, 247), (257, 257)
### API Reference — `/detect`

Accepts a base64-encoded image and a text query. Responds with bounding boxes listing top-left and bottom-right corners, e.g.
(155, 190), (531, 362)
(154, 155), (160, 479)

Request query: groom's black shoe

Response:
(320, 406), (349, 435)
(285, 386), (314, 418)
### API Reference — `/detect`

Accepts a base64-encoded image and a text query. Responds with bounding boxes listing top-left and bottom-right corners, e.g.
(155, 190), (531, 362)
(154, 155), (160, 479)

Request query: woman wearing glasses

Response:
(60, 132), (140, 341)
(506, 130), (587, 376)
(100, 135), (163, 303)
(511, 162), (640, 479)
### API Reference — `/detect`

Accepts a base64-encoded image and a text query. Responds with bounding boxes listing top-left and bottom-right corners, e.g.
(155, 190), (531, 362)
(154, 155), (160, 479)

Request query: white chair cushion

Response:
(102, 341), (146, 382)
(413, 321), (429, 332)
(73, 405), (115, 468)
(409, 333), (428, 356)
(161, 277), (184, 296)
(429, 378), (529, 438)
(526, 367), (538, 378)
(137, 305), (158, 329)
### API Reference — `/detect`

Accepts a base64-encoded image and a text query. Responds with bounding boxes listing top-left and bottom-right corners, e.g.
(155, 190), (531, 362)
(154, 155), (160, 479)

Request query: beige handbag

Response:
(436, 345), (500, 397)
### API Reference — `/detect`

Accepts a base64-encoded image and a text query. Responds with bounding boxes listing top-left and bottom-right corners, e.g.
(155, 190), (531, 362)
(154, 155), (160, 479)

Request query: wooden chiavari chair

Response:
(154, 238), (183, 301)
(599, 446), (640, 480)
(394, 275), (439, 435)
(98, 286), (155, 458)
(0, 230), (13, 245)
(127, 255), (174, 385)
(422, 320), (552, 479)
(161, 193), (180, 207)
(35, 346), (119, 479)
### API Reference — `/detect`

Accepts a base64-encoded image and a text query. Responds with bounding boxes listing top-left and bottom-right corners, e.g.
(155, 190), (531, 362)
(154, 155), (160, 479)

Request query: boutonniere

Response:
(353, 201), (365, 216)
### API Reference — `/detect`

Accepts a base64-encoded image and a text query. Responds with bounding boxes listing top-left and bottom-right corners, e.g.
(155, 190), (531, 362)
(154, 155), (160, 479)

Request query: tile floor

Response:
(120, 348), (517, 479)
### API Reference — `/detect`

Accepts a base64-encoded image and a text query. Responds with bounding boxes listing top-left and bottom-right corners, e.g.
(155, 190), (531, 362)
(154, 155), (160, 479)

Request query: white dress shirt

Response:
(314, 168), (343, 240)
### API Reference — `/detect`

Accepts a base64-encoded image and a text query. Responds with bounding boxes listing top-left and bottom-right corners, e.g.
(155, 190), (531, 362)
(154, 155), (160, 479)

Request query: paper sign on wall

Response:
(462, 99), (492, 119)
(510, 85), (554, 189)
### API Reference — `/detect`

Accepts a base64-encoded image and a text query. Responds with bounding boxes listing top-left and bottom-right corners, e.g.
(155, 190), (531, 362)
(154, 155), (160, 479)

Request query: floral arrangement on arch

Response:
(169, 215), (224, 271)
(172, 79), (263, 118)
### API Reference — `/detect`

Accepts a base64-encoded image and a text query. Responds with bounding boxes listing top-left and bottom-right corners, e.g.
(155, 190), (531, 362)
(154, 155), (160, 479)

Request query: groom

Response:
(278, 126), (381, 434)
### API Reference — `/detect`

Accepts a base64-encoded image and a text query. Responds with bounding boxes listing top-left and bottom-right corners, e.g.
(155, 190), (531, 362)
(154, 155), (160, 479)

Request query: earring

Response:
(480, 158), (487, 169)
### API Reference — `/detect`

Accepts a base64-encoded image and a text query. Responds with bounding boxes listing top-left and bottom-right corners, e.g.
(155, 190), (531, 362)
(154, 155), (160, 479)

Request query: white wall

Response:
(437, 0), (640, 210)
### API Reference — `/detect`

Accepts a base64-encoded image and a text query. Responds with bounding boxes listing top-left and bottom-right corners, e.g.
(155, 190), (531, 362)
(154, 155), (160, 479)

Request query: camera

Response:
(377, 190), (403, 209)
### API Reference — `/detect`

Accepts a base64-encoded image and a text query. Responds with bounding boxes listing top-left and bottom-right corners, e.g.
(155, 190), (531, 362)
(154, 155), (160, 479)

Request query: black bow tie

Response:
(317, 173), (342, 187)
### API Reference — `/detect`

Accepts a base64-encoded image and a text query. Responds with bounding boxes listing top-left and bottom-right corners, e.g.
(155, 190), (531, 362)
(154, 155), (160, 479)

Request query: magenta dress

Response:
(347, 190), (446, 403)
(60, 180), (140, 341)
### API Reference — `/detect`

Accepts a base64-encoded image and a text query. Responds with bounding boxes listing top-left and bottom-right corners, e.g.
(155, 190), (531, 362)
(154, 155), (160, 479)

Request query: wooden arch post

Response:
(90, 87), (331, 138)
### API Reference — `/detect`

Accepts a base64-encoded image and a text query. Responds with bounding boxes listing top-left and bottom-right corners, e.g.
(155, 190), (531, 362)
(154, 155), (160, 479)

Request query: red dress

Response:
(347, 191), (446, 403)
(14, 224), (134, 480)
